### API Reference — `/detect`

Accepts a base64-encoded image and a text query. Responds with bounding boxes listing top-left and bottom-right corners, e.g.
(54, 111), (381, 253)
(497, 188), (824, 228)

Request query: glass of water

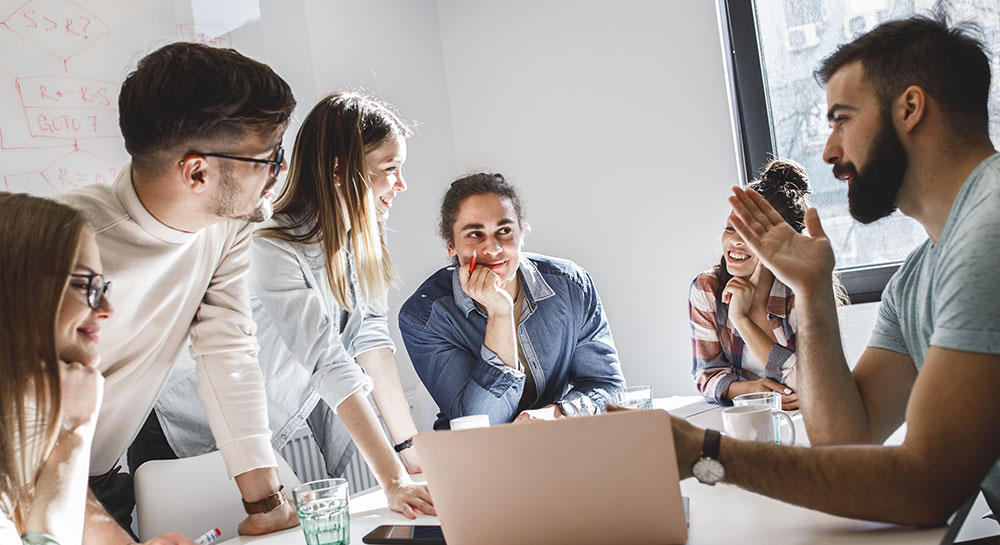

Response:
(292, 478), (350, 545)
(613, 385), (653, 409)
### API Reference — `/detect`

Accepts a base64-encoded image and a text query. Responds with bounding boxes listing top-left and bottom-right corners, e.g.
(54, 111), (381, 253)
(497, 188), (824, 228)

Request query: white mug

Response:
(722, 406), (795, 445)
(450, 414), (490, 431)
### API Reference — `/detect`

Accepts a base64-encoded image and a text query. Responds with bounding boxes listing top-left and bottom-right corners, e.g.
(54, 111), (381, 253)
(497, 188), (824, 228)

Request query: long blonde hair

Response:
(0, 193), (86, 530)
(260, 92), (411, 308)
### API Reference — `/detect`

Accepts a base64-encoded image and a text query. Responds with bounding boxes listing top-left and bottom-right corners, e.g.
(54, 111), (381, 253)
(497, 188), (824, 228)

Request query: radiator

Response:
(278, 393), (419, 496)
(278, 426), (379, 495)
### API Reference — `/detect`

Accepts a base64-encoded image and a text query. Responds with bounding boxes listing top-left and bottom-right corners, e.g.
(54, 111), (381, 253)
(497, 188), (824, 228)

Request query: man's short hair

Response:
(118, 42), (296, 166)
(815, 12), (991, 135)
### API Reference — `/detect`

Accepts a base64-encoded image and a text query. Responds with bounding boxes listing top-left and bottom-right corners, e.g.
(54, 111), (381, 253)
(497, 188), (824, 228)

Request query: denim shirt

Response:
(155, 216), (390, 473)
(399, 252), (625, 429)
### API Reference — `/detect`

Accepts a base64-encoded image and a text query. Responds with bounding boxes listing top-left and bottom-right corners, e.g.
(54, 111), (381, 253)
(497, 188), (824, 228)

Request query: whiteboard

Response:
(0, 0), (316, 196)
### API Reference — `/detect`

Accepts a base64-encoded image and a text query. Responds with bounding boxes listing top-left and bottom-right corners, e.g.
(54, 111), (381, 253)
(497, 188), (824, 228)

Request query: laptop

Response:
(414, 409), (688, 545)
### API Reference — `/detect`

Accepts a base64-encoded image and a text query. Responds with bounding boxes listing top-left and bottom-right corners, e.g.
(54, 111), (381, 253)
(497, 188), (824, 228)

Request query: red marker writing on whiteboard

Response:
(469, 249), (477, 275)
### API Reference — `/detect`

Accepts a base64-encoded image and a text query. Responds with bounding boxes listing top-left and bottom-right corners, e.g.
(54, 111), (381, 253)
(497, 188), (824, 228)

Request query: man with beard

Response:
(656, 13), (1000, 526)
(56, 42), (299, 544)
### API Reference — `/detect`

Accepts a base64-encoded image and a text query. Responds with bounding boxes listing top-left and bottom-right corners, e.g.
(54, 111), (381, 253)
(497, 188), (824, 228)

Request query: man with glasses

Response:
(56, 42), (298, 544)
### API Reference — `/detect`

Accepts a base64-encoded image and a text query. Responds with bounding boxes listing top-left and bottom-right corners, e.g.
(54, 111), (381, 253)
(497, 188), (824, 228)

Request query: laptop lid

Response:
(414, 409), (687, 545)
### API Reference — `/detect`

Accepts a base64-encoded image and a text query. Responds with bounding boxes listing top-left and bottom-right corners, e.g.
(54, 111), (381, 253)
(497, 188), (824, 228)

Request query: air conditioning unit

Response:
(784, 23), (819, 52)
(844, 11), (880, 40)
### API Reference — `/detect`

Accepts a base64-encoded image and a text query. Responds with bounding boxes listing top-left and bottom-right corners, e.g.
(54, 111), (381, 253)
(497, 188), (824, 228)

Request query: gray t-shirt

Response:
(869, 152), (1000, 513)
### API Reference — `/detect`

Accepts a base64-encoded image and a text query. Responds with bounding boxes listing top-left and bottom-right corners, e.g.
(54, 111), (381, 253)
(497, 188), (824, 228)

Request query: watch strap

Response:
(701, 428), (722, 460)
(242, 485), (286, 515)
(393, 437), (414, 452)
(557, 400), (578, 418)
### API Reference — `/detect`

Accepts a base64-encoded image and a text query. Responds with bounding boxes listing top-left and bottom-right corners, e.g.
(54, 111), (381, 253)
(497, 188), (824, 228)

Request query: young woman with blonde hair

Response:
(0, 193), (113, 544)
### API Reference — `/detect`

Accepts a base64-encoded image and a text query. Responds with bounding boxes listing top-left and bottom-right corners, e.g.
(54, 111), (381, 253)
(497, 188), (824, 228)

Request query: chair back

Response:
(134, 450), (301, 542)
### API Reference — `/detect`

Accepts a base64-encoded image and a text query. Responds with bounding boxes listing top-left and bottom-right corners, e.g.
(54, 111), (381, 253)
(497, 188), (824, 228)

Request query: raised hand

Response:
(728, 187), (835, 298)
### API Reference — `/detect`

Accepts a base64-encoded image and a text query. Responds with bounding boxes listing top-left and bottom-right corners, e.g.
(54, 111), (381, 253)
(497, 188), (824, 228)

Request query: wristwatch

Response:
(556, 400), (579, 418)
(691, 429), (725, 485)
(242, 485), (287, 515)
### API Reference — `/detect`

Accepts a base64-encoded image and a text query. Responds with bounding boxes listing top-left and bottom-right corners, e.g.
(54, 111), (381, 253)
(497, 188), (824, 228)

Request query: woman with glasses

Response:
(0, 193), (115, 544)
(154, 92), (434, 518)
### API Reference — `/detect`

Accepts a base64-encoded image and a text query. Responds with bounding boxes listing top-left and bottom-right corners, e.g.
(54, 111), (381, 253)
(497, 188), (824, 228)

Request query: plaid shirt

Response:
(688, 272), (798, 404)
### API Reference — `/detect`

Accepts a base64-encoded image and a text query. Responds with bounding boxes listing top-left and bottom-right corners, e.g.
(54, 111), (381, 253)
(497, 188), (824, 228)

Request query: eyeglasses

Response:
(180, 146), (285, 178)
(69, 273), (111, 310)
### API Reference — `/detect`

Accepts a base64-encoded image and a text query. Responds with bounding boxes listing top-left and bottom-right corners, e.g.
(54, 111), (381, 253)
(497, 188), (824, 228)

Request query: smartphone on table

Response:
(362, 525), (446, 544)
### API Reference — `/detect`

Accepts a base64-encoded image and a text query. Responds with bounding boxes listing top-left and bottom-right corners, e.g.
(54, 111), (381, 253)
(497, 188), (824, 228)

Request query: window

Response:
(721, 0), (1000, 302)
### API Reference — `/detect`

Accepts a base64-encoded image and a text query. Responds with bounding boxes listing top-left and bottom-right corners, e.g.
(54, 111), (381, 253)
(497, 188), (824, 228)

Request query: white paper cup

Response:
(450, 414), (490, 430)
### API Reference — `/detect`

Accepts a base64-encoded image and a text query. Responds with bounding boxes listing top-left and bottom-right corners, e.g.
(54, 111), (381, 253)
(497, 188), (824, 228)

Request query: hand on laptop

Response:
(514, 404), (562, 423)
(385, 479), (436, 518)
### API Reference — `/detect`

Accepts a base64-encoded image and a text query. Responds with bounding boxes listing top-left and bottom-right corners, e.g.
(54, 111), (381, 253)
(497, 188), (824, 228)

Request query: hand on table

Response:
(513, 404), (562, 423)
(459, 263), (514, 316)
(727, 378), (798, 410)
(237, 500), (298, 536)
(384, 478), (436, 519)
(728, 187), (835, 298)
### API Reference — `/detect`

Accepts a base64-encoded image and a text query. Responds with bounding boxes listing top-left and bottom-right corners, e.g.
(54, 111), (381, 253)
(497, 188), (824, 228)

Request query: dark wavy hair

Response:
(438, 172), (526, 246)
(815, 11), (991, 135)
(119, 42), (296, 171)
(712, 159), (811, 302)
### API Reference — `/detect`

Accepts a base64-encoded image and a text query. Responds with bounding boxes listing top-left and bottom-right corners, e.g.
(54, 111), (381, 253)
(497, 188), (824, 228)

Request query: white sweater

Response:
(55, 167), (275, 477)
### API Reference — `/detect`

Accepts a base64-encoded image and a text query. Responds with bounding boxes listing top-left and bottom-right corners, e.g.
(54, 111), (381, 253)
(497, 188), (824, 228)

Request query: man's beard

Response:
(833, 113), (908, 224)
(212, 167), (275, 223)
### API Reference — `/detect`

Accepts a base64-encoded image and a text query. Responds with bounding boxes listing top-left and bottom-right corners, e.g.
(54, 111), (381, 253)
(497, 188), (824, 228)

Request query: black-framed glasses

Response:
(180, 146), (285, 178)
(69, 273), (111, 310)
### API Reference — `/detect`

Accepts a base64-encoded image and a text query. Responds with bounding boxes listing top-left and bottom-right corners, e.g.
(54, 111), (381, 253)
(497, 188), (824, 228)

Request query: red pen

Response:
(469, 250), (477, 275)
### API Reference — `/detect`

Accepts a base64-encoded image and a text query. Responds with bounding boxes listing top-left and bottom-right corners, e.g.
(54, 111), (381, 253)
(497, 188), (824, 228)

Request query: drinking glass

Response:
(292, 478), (350, 545)
(613, 385), (653, 409)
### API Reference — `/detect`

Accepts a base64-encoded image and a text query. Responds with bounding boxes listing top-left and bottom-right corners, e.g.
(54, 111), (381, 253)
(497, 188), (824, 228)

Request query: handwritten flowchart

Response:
(1, 0), (233, 194)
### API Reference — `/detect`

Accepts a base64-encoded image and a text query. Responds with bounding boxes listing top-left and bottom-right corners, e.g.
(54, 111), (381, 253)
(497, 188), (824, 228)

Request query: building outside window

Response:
(723, 0), (1000, 300)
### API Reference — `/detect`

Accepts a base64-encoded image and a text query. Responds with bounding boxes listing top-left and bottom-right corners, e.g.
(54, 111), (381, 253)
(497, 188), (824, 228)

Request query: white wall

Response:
(434, 0), (738, 397)
(294, 0), (460, 390)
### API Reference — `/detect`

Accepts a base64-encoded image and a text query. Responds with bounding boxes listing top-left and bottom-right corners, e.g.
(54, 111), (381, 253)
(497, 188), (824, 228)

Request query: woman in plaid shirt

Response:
(689, 159), (825, 410)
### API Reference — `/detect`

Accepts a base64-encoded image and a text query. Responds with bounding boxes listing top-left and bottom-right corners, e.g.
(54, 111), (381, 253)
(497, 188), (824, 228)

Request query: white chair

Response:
(134, 450), (301, 542)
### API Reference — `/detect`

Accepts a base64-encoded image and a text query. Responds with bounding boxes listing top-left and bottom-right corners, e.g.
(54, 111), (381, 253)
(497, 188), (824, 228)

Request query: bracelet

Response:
(393, 437), (414, 452)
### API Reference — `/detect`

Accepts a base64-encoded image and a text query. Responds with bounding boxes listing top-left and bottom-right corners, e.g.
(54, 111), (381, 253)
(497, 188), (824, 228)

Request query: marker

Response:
(195, 528), (221, 545)
(469, 249), (477, 275)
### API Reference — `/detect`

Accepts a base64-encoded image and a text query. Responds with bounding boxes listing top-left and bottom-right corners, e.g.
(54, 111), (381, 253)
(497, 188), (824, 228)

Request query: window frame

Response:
(719, 0), (898, 304)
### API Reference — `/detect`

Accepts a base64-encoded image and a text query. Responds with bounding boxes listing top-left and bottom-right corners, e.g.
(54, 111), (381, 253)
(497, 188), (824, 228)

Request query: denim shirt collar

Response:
(452, 254), (557, 317)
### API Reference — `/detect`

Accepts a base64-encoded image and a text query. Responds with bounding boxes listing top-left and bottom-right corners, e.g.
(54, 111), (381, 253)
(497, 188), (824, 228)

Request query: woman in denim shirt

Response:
(399, 173), (625, 429)
(152, 92), (434, 519)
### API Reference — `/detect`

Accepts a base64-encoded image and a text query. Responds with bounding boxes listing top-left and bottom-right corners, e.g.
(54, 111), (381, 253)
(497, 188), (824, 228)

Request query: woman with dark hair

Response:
(0, 193), (113, 544)
(689, 159), (845, 409)
(153, 92), (434, 519)
(399, 173), (625, 429)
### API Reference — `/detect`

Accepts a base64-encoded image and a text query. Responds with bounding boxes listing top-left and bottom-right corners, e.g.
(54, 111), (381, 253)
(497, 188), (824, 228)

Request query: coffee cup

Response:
(450, 414), (490, 430)
(722, 405), (795, 445)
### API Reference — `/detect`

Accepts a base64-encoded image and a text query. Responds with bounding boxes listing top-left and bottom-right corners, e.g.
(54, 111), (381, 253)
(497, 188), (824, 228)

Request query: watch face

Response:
(692, 457), (725, 485)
